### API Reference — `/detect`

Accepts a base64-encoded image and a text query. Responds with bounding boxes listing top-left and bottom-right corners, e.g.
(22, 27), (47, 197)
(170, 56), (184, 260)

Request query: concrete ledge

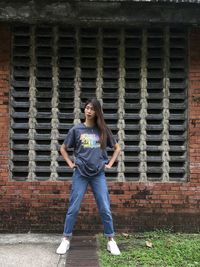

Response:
(0, 1), (199, 24)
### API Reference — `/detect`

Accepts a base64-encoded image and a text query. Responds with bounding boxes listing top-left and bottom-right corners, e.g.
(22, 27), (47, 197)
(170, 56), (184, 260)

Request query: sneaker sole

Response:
(107, 246), (121, 256)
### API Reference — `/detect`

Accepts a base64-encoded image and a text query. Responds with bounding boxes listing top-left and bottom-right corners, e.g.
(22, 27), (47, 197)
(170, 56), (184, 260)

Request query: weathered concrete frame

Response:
(0, 1), (199, 25)
(10, 25), (188, 182)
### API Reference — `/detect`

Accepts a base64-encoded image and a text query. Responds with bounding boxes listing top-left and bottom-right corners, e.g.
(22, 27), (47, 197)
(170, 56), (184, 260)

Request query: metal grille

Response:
(10, 26), (188, 181)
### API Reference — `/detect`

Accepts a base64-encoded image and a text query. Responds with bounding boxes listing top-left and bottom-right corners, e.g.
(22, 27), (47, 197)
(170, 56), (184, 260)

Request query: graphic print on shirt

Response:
(80, 133), (100, 148)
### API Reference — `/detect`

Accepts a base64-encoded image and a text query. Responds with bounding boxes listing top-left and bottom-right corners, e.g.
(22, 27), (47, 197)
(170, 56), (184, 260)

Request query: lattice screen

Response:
(10, 25), (188, 181)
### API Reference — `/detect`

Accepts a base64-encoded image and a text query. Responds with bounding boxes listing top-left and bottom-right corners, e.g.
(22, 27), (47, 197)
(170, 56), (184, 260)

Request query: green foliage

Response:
(97, 231), (200, 267)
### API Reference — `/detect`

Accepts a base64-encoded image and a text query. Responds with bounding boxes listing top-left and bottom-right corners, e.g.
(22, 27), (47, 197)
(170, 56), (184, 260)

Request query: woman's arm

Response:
(105, 143), (121, 169)
(60, 144), (76, 169)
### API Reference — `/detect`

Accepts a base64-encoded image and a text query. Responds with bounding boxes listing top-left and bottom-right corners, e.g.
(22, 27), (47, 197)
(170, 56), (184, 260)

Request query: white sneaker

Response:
(56, 238), (70, 254)
(107, 239), (121, 255)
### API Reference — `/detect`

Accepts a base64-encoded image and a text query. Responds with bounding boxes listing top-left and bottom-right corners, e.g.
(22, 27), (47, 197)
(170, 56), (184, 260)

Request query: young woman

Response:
(56, 98), (121, 256)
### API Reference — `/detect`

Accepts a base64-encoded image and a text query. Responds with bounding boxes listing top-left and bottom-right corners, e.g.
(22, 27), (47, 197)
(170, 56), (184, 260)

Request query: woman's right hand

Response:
(68, 162), (76, 169)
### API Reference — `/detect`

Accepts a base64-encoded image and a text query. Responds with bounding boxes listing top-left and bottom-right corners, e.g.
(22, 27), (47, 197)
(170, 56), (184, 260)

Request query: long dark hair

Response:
(84, 98), (111, 149)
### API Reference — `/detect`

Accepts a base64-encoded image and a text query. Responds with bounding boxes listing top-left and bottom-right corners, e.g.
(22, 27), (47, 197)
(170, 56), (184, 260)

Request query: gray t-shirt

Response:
(63, 123), (116, 177)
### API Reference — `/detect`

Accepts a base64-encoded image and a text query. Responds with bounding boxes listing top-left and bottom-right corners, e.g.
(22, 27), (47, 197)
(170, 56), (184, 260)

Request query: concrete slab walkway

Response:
(0, 234), (101, 267)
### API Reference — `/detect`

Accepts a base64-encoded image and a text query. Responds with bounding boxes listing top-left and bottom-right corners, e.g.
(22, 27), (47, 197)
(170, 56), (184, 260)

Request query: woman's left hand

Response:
(105, 164), (112, 169)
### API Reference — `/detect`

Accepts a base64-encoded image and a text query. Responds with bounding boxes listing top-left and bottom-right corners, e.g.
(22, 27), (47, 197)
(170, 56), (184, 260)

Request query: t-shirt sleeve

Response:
(63, 127), (75, 148)
(107, 131), (117, 148)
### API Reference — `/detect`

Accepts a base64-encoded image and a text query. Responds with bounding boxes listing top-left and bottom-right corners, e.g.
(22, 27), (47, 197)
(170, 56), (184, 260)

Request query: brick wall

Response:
(0, 25), (200, 234)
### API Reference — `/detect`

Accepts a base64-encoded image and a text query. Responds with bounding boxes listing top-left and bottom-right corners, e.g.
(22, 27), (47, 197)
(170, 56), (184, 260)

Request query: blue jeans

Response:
(63, 169), (115, 237)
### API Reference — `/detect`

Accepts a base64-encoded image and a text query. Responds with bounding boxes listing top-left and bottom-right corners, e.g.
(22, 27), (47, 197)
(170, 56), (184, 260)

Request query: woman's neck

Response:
(84, 119), (95, 128)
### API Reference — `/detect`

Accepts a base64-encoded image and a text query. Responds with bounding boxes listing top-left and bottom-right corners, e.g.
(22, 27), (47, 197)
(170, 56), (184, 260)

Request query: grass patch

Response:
(97, 230), (200, 267)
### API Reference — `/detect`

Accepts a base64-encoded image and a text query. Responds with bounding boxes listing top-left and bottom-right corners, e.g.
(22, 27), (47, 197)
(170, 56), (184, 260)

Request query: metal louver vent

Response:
(10, 25), (188, 182)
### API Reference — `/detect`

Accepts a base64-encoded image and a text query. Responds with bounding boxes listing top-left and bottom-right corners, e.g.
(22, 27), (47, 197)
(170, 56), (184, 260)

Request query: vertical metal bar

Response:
(139, 28), (148, 182)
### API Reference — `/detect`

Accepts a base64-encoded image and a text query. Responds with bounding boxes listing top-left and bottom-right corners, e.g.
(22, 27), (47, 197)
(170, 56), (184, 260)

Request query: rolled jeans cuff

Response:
(104, 232), (115, 237)
(63, 232), (73, 238)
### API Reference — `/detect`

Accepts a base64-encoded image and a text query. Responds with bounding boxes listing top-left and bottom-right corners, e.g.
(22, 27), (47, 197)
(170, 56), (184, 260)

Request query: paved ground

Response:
(0, 234), (101, 267)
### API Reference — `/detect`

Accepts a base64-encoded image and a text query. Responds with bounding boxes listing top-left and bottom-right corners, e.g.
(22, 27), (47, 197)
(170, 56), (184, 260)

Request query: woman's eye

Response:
(86, 106), (94, 111)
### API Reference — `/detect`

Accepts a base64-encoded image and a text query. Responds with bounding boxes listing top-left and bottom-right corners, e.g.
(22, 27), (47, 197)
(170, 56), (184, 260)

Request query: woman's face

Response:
(84, 103), (96, 120)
